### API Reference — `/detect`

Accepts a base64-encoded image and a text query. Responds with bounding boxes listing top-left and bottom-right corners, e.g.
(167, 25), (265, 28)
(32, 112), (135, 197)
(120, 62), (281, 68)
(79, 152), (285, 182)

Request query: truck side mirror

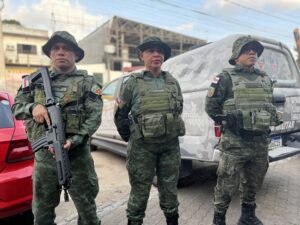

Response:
(272, 94), (286, 104)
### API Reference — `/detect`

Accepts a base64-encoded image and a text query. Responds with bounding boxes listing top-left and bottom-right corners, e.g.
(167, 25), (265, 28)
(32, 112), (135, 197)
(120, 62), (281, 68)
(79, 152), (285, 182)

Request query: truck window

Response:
(258, 48), (297, 81)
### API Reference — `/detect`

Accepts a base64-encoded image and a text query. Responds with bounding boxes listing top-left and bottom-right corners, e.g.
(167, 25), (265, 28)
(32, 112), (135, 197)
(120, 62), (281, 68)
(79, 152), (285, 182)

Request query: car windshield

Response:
(102, 79), (119, 97)
(0, 100), (14, 128)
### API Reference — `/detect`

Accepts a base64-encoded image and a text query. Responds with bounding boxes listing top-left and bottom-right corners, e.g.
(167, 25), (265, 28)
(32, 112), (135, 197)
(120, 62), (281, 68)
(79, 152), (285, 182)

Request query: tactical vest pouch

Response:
(141, 113), (166, 138)
(239, 109), (271, 132)
(65, 113), (80, 134)
(64, 107), (84, 134)
(166, 113), (174, 134)
(129, 122), (143, 140)
(174, 116), (185, 136)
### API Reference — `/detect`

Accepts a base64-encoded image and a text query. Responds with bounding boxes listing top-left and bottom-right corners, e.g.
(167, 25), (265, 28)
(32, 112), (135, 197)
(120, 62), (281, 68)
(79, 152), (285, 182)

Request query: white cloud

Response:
(2, 0), (105, 41)
(236, 0), (300, 9)
(175, 23), (194, 32)
(202, 0), (300, 13)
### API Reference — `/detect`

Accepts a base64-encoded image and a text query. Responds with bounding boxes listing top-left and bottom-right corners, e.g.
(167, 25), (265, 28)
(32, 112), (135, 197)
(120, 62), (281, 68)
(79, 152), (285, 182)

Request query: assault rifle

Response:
(30, 67), (72, 201)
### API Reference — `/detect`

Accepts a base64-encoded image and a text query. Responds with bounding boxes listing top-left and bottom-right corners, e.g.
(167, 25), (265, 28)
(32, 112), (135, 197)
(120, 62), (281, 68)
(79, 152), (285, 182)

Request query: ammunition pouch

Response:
(130, 113), (185, 143)
(174, 115), (186, 136)
(141, 113), (166, 138)
(64, 106), (85, 134)
(239, 109), (270, 132)
(224, 111), (270, 137)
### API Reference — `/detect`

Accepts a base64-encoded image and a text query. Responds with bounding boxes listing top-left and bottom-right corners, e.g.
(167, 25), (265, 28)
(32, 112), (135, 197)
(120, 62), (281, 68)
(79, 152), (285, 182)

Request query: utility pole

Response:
(293, 28), (300, 68)
(0, 0), (6, 90)
(51, 4), (56, 33)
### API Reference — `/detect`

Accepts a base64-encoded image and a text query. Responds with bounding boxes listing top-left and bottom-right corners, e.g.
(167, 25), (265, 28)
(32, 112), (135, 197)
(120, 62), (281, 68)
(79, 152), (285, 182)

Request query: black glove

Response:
(117, 119), (130, 142)
(226, 113), (236, 129)
(226, 112), (243, 136)
(118, 129), (130, 142)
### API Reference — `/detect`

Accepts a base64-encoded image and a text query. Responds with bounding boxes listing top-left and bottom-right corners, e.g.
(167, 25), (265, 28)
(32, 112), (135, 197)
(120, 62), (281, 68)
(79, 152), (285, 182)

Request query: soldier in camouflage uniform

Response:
(114, 36), (185, 225)
(205, 36), (282, 225)
(12, 31), (103, 225)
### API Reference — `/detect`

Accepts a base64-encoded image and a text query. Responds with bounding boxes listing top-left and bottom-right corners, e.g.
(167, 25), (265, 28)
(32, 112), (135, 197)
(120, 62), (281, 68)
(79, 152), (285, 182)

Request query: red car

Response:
(0, 91), (34, 219)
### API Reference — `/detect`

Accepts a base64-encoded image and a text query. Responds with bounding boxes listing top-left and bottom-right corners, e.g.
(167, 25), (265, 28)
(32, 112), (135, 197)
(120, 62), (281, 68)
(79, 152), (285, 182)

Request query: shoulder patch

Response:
(91, 84), (102, 95)
(212, 76), (220, 84)
(207, 86), (215, 97)
(22, 75), (31, 89)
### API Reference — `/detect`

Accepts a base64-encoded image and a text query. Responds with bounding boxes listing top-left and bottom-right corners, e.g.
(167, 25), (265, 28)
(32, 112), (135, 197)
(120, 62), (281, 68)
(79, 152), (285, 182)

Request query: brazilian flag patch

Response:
(92, 84), (102, 95)
(88, 84), (102, 101)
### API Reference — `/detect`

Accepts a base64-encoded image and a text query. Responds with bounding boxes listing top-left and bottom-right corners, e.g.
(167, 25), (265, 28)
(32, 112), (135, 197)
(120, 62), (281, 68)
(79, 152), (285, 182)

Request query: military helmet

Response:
(137, 36), (171, 61)
(229, 36), (264, 65)
(42, 31), (84, 62)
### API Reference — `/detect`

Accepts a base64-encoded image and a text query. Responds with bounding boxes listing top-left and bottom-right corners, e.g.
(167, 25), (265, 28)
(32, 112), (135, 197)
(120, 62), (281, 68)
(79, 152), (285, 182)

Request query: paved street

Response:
(1, 150), (299, 225)
(55, 150), (300, 225)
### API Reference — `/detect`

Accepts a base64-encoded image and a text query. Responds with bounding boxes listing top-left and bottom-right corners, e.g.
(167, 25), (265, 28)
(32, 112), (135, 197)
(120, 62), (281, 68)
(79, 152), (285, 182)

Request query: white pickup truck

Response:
(91, 34), (300, 178)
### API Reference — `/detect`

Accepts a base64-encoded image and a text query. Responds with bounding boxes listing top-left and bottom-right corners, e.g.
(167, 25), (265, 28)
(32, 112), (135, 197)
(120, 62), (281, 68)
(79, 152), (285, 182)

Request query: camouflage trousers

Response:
(214, 131), (269, 214)
(126, 137), (181, 224)
(32, 146), (100, 225)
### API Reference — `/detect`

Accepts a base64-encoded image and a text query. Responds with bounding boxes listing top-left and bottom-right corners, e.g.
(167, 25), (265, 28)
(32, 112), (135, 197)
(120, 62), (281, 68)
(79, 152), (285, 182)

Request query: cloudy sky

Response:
(2, 0), (300, 53)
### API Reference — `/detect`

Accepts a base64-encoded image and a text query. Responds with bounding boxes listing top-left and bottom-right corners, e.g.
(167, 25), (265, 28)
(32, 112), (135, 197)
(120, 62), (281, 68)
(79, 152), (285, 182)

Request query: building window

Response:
(17, 44), (37, 54)
(6, 45), (15, 51)
(113, 61), (122, 71)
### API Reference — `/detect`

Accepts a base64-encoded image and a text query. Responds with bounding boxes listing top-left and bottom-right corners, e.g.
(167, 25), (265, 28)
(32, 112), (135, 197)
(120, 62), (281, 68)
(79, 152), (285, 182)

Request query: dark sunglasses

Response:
(240, 44), (258, 54)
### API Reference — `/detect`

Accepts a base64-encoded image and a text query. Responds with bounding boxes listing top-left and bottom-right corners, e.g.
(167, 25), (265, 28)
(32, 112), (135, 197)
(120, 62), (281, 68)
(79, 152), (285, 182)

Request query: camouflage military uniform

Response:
(206, 64), (270, 212)
(115, 70), (184, 225)
(205, 36), (281, 225)
(12, 31), (103, 225)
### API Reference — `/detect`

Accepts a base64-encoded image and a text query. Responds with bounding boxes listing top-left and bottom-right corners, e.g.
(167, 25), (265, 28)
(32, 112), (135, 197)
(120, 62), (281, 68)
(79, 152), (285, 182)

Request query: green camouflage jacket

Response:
(114, 70), (184, 142)
(12, 68), (103, 151)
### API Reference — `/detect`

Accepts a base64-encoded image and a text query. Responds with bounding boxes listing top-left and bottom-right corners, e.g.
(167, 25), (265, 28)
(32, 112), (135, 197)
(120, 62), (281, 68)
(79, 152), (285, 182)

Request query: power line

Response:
(4, 0), (296, 46)
(127, 0), (289, 40)
(224, 0), (300, 25)
(150, 0), (291, 39)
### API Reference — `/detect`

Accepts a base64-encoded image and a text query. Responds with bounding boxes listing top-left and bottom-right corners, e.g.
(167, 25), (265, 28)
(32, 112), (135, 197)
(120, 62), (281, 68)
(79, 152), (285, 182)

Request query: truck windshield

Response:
(258, 48), (297, 81)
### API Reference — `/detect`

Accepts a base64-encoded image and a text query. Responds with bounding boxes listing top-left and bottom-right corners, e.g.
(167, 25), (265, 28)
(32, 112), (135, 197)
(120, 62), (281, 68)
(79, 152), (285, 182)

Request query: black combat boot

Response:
(237, 203), (263, 225)
(166, 213), (179, 225)
(213, 211), (226, 225)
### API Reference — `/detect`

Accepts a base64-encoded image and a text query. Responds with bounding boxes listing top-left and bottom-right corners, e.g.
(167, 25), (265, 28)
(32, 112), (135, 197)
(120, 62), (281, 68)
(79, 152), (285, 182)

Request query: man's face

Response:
(49, 41), (77, 72)
(139, 46), (165, 70)
(235, 44), (258, 68)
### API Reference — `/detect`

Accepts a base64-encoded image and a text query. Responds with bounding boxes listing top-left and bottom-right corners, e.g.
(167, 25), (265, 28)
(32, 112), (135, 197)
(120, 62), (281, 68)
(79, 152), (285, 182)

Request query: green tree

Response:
(2, 19), (22, 26)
